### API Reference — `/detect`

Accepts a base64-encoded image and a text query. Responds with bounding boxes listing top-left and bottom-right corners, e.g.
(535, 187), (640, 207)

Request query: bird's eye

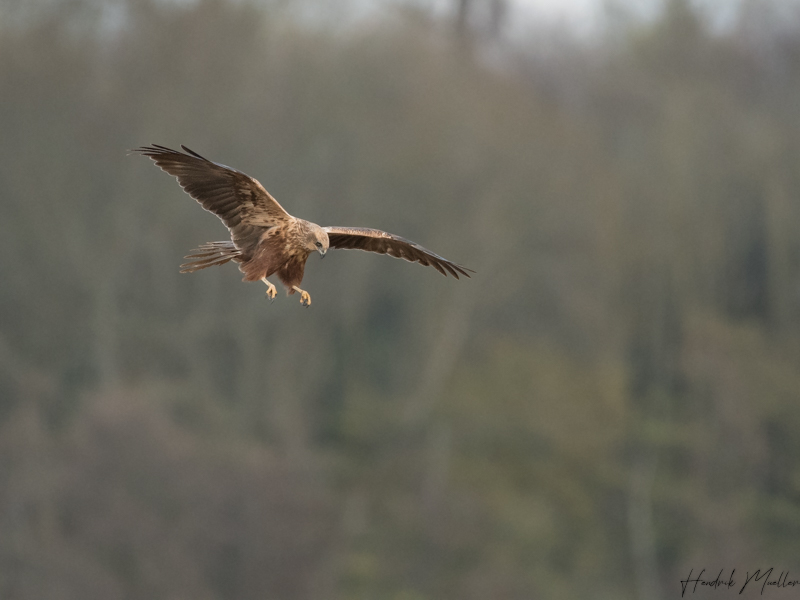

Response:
(315, 241), (322, 248)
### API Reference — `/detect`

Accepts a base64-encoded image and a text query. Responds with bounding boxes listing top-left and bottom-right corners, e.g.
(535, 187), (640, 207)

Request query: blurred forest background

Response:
(2, 0), (800, 598)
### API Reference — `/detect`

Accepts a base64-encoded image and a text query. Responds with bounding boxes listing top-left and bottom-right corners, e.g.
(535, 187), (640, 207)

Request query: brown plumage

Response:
(133, 144), (472, 306)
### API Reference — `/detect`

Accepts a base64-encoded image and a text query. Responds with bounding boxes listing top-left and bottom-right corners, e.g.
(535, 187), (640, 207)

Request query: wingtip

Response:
(130, 144), (167, 156)
(180, 144), (208, 160)
(132, 143), (215, 163)
(444, 262), (474, 279)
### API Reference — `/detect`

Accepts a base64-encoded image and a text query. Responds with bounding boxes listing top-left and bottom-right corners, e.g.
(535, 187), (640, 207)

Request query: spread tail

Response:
(180, 241), (241, 273)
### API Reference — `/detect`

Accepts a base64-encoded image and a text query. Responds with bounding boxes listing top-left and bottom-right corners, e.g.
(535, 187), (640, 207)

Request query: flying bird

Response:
(134, 145), (472, 306)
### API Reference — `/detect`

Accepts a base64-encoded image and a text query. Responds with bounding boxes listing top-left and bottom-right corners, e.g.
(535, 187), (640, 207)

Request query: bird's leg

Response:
(292, 286), (311, 307)
(261, 277), (277, 302)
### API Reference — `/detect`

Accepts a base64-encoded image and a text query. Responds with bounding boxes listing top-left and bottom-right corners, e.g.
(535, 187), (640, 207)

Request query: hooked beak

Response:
(319, 248), (327, 259)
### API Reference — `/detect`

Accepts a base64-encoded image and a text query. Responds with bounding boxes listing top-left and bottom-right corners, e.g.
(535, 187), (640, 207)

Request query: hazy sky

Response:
(440, 0), (800, 35)
(514, 0), (603, 21)
(511, 0), (611, 33)
(241, 0), (800, 37)
(418, 0), (663, 33)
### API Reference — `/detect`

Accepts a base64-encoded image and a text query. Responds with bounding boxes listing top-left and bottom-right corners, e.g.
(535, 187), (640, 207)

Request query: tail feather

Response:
(180, 241), (241, 273)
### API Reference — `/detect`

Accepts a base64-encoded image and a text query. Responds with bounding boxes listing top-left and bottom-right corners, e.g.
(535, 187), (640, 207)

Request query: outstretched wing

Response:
(133, 144), (292, 252)
(323, 226), (473, 278)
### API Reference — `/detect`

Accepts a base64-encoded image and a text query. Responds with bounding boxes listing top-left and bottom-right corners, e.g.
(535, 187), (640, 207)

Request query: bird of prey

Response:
(134, 145), (472, 306)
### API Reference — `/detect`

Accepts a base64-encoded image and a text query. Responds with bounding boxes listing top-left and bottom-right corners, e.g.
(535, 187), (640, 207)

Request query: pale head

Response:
(304, 222), (329, 256)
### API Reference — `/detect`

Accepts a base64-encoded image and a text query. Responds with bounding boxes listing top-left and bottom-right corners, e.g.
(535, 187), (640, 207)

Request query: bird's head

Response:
(307, 223), (329, 257)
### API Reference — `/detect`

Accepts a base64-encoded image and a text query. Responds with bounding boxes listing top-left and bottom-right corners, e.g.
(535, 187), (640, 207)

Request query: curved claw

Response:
(262, 277), (277, 302)
(291, 285), (312, 307)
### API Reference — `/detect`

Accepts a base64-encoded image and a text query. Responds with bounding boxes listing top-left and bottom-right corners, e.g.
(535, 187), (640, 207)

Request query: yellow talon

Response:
(291, 286), (311, 307)
(261, 277), (277, 301)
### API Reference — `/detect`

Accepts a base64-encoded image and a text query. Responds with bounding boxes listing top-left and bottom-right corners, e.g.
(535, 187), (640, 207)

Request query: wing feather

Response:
(323, 226), (473, 279)
(133, 144), (292, 253)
